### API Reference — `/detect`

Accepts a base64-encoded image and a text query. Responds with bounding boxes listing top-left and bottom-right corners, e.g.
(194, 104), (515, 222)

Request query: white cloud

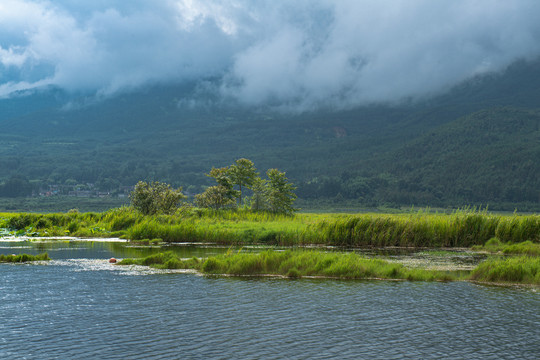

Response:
(1, 0), (540, 108)
(0, 46), (28, 67)
(222, 0), (540, 109)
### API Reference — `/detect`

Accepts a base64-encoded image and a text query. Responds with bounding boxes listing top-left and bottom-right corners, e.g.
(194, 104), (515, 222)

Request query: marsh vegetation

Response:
(2, 207), (538, 285)
(0, 253), (50, 263)
(2, 208), (538, 247)
(118, 249), (456, 281)
(472, 237), (540, 256)
(470, 256), (540, 285)
(117, 249), (540, 285)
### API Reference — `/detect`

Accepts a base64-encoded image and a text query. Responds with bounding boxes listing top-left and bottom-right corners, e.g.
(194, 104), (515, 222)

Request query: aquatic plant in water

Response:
(469, 256), (540, 285)
(0, 253), (50, 263)
(472, 238), (540, 256)
(118, 250), (456, 282)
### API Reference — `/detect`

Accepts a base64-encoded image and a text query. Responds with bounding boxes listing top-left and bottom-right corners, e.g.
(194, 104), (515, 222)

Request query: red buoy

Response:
(109, 258), (117, 263)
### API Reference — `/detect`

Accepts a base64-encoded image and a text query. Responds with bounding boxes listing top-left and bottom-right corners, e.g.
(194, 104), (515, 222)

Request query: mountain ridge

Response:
(1, 58), (539, 210)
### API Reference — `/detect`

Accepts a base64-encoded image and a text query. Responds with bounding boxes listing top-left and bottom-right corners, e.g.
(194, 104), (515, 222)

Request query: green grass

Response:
(118, 249), (456, 281)
(470, 256), (540, 285)
(472, 238), (540, 256)
(119, 249), (540, 285)
(118, 251), (200, 269)
(0, 253), (50, 262)
(2, 208), (539, 248)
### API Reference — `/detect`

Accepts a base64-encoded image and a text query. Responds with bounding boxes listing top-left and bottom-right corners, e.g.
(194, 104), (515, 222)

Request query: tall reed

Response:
(2, 208), (538, 248)
(118, 250), (455, 281)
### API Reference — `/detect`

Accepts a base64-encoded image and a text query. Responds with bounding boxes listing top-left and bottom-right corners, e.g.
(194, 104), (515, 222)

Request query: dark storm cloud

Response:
(1, 0), (540, 110)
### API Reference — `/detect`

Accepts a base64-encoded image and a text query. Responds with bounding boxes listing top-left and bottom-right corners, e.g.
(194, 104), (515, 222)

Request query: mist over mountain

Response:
(1, 55), (539, 210)
(1, 1), (539, 211)
(2, 0), (540, 110)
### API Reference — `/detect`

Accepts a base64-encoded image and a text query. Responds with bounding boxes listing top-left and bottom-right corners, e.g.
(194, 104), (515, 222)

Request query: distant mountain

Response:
(378, 108), (540, 206)
(1, 58), (539, 210)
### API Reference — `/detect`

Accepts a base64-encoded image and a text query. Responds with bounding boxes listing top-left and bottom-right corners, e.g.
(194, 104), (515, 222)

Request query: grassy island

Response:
(0, 253), (50, 263)
(118, 250), (456, 281)
(470, 256), (540, 284)
(117, 249), (540, 285)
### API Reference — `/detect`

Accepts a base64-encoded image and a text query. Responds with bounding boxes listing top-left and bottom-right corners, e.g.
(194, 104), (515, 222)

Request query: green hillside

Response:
(0, 59), (539, 211)
(375, 108), (540, 207)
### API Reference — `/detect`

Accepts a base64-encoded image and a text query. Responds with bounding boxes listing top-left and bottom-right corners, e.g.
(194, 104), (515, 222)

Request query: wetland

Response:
(1, 208), (539, 359)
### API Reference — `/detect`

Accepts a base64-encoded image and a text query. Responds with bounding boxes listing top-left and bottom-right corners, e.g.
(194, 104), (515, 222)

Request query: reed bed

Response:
(472, 238), (540, 256)
(0, 253), (50, 262)
(469, 256), (540, 285)
(118, 250), (540, 285)
(1, 208), (539, 248)
(118, 250), (455, 281)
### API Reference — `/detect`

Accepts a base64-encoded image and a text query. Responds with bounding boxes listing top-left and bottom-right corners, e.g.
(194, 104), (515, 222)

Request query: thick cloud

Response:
(1, 0), (540, 110)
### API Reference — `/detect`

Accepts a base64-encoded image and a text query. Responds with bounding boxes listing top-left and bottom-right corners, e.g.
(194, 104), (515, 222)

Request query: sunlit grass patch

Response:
(472, 238), (540, 256)
(118, 250), (456, 281)
(469, 256), (540, 285)
(0, 253), (50, 263)
(118, 251), (199, 270)
(2, 209), (538, 249)
(502, 241), (540, 256)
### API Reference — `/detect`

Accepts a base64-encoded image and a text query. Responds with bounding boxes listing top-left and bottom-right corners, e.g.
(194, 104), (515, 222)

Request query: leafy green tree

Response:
(229, 158), (259, 205)
(130, 181), (185, 215)
(249, 177), (268, 211)
(194, 185), (236, 210)
(198, 161), (297, 214)
(266, 169), (298, 215)
(206, 167), (239, 203)
(207, 167), (231, 187)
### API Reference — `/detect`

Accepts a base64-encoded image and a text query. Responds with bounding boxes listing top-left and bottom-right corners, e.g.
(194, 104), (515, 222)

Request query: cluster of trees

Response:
(130, 158), (297, 215)
(129, 181), (185, 215)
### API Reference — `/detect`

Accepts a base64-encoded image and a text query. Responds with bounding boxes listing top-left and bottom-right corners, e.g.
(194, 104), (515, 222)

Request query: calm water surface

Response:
(1, 240), (538, 359)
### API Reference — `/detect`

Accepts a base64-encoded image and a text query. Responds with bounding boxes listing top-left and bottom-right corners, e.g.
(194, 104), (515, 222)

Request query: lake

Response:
(1, 240), (538, 359)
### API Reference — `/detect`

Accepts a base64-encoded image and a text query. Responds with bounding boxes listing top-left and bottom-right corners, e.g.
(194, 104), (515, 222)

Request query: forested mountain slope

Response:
(376, 108), (539, 206)
(0, 58), (539, 210)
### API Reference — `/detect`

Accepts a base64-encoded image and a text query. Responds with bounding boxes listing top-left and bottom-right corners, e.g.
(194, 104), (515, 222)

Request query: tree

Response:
(197, 161), (298, 214)
(130, 181), (185, 215)
(206, 167), (239, 204)
(194, 185), (236, 210)
(249, 177), (268, 211)
(266, 169), (297, 215)
(229, 158), (259, 205)
(207, 167), (232, 188)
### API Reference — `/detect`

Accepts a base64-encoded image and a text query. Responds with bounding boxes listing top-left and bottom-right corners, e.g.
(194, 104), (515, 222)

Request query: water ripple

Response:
(0, 257), (538, 359)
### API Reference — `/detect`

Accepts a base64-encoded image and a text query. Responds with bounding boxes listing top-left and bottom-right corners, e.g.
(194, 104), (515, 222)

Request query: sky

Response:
(1, 0), (540, 111)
